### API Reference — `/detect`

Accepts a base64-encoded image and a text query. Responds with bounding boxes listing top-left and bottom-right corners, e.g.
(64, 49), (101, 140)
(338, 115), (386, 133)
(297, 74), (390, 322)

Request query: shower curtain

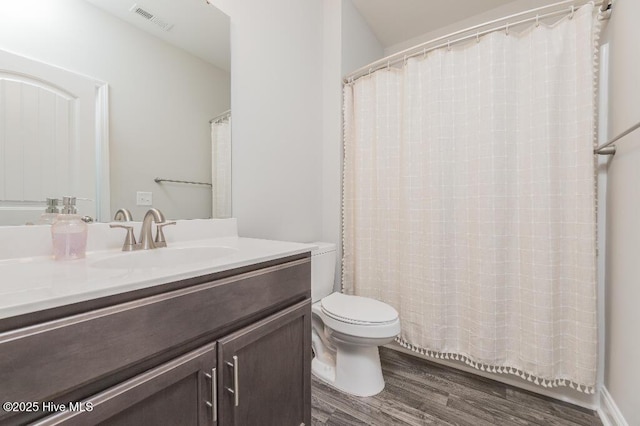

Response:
(211, 116), (232, 218)
(342, 4), (599, 392)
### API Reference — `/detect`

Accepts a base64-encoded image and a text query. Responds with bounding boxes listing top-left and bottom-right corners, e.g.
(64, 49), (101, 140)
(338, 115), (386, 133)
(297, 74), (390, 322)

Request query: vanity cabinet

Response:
(0, 254), (311, 426)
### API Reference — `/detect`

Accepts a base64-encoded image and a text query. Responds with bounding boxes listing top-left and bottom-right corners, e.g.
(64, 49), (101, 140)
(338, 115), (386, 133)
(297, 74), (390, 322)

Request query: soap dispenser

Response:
(36, 198), (61, 225)
(51, 196), (88, 260)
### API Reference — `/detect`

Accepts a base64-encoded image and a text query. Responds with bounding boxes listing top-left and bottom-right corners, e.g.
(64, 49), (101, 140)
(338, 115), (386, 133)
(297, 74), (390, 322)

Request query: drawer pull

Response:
(225, 355), (239, 407)
(212, 368), (218, 421)
(204, 367), (218, 423)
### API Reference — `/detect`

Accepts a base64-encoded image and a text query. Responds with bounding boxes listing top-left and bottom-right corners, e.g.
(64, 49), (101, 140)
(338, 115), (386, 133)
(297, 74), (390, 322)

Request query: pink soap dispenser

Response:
(51, 196), (88, 260)
(36, 198), (60, 225)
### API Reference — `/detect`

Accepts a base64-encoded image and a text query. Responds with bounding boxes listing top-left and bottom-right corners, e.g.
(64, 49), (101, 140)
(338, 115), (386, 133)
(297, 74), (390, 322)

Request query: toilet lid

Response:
(320, 293), (399, 325)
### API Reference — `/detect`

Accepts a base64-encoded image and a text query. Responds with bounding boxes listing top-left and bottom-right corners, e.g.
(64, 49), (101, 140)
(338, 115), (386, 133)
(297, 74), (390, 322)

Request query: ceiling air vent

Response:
(129, 4), (174, 32)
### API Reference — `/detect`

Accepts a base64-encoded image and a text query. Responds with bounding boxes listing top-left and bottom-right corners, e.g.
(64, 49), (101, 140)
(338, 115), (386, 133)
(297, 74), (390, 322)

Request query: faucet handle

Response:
(110, 224), (138, 251)
(154, 221), (176, 248)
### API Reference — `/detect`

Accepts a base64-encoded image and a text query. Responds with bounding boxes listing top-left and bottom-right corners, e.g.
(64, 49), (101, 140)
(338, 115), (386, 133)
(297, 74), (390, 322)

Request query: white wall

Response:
(322, 1), (344, 288)
(0, 0), (230, 221)
(209, 0), (382, 284)
(341, 0), (385, 76)
(602, 0), (640, 424)
(210, 0), (325, 242)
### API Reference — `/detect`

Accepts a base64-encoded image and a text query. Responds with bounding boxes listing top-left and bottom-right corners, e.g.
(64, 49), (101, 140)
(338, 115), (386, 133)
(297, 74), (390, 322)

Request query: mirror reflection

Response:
(0, 0), (231, 225)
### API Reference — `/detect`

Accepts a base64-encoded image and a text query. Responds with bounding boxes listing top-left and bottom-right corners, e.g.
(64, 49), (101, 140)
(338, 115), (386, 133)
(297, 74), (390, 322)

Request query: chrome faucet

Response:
(113, 208), (133, 222)
(139, 208), (165, 250)
(110, 208), (175, 251)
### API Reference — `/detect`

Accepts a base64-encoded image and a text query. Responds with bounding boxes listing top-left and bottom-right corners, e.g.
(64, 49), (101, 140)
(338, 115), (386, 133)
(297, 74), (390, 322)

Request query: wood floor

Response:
(311, 347), (602, 426)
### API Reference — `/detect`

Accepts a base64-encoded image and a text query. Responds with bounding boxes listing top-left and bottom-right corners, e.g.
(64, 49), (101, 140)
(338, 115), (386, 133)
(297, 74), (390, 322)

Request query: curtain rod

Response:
(594, 121), (640, 156)
(343, 0), (610, 84)
(209, 109), (231, 124)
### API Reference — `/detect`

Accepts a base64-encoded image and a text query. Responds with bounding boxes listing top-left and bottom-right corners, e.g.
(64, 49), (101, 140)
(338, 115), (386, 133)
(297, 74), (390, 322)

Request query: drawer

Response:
(33, 343), (218, 426)
(0, 257), (310, 421)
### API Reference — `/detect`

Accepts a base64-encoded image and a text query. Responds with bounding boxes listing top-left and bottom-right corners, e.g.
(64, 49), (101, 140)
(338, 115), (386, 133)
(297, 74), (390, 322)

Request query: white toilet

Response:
(311, 242), (401, 397)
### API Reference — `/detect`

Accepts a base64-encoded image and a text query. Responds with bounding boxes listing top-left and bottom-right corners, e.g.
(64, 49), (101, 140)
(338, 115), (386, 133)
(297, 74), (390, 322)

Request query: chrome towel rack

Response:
(154, 178), (212, 187)
(595, 120), (640, 155)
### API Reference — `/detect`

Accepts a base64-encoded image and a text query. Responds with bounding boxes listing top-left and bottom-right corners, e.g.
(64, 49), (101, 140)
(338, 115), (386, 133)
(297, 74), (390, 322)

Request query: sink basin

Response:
(91, 246), (237, 269)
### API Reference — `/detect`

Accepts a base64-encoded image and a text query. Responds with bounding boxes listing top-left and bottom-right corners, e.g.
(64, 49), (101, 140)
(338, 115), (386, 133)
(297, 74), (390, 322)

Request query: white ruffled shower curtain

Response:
(211, 116), (232, 218)
(343, 4), (599, 391)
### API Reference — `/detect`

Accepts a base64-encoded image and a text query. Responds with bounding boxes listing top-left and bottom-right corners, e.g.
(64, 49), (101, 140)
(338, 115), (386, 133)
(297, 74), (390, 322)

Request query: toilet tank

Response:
(311, 242), (336, 303)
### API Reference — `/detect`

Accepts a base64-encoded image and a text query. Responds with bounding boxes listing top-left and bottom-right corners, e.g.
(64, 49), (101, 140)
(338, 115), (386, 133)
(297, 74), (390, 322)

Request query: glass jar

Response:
(51, 214), (88, 260)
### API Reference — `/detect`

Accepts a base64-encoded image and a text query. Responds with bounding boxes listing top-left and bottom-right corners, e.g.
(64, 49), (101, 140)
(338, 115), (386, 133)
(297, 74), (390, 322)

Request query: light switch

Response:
(136, 191), (152, 206)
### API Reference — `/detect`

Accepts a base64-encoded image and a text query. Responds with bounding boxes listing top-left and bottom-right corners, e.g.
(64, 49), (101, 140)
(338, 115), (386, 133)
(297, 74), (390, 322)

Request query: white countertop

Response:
(0, 219), (316, 321)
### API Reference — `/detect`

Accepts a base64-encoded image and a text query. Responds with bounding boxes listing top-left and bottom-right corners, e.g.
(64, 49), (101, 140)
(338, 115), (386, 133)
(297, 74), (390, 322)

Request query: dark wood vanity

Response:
(0, 253), (311, 426)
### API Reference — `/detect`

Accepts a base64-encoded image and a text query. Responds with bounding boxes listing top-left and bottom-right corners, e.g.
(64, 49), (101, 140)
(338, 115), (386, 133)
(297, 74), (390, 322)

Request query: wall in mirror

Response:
(0, 0), (230, 225)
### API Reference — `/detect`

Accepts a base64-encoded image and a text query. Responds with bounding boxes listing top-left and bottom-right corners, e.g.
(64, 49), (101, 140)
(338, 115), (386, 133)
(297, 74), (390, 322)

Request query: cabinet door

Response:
(218, 300), (311, 426)
(33, 343), (217, 426)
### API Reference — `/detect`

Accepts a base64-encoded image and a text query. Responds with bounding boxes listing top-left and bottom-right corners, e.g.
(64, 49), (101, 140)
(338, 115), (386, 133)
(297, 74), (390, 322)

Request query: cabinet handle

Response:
(204, 367), (218, 423)
(225, 355), (239, 407)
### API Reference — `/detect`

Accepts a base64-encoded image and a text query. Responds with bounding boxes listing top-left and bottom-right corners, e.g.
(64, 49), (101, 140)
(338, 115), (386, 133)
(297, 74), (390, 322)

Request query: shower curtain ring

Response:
(536, 14), (540, 27)
(570, 5), (575, 19)
(423, 48), (427, 58)
(447, 40), (451, 51)
(505, 23), (509, 35)
(476, 32), (480, 43)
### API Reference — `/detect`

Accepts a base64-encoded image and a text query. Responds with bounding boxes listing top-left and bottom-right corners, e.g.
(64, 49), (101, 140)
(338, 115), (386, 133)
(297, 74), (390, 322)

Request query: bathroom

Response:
(0, 0), (637, 425)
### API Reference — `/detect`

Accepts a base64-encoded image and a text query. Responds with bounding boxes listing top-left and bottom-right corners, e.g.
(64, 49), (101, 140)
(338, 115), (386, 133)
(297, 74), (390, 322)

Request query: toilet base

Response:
(312, 344), (385, 397)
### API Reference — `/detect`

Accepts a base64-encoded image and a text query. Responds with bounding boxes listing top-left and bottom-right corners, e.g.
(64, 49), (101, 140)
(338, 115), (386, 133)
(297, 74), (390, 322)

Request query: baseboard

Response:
(598, 386), (629, 426)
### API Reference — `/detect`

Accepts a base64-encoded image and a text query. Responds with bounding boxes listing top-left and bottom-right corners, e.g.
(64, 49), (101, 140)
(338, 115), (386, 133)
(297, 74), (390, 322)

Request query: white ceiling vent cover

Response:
(129, 3), (174, 32)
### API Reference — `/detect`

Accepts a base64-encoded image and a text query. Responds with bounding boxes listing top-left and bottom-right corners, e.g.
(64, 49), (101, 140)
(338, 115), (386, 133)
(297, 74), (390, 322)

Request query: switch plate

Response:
(136, 191), (152, 206)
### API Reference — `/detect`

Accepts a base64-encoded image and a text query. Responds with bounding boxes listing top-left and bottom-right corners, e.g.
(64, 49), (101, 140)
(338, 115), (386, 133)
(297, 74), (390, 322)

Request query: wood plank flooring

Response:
(311, 348), (602, 426)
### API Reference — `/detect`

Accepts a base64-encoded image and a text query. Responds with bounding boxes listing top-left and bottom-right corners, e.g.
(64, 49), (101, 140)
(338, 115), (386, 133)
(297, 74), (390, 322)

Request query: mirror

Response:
(0, 0), (231, 225)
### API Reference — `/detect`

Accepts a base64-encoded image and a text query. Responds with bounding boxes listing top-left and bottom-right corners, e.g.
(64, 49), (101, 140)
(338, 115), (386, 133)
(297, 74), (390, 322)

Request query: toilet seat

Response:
(320, 292), (398, 325)
(314, 293), (401, 339)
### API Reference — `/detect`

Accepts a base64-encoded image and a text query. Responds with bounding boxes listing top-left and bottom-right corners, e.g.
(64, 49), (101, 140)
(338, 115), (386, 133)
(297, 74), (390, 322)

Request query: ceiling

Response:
(351, 0), (518, 48)
(85, 0), (230, 71)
